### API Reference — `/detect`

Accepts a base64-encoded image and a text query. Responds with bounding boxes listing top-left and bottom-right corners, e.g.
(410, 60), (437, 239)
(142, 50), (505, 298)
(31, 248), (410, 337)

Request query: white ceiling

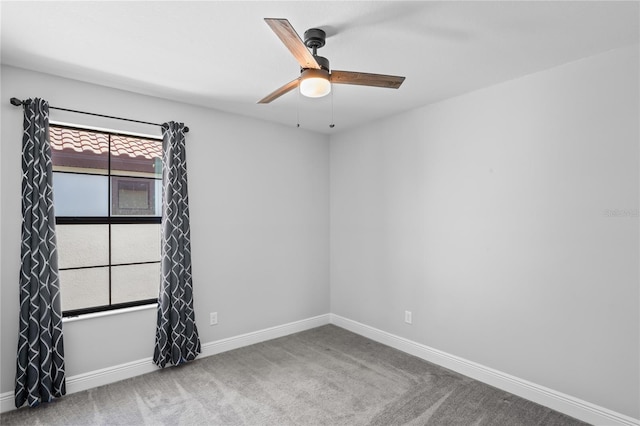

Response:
(2, 1), (638, 134)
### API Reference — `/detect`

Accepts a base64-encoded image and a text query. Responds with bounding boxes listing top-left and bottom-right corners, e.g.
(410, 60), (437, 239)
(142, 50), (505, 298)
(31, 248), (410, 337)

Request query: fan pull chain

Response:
(329, 88), (335, 129)
(296, 87), (301, 128)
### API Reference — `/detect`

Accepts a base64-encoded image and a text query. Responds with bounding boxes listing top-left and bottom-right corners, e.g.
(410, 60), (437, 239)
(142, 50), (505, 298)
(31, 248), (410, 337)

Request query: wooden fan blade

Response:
(330, 71), (405, 89)
(257, 78), (300, 104)
(265, 18), (320, 70)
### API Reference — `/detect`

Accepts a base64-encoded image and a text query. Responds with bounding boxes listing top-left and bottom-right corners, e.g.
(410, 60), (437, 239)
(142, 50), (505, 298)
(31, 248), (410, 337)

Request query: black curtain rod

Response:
(10, 97), (189, 133)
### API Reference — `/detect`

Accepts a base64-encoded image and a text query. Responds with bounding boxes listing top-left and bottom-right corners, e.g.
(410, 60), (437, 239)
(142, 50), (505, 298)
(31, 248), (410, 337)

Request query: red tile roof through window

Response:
(49, 126), (161, 160)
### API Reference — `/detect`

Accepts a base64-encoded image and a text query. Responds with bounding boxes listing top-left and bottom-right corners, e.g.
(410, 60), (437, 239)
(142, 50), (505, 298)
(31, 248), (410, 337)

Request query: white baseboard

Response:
(200, 313), (330, 357)
(329, 314), (639, 426)
(0, 392), (14, 414)
(0, 313), (330, 414)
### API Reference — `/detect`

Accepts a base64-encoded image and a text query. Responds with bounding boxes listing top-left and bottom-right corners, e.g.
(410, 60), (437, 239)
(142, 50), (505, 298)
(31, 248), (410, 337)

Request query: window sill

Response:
(62, 303), (157, 323)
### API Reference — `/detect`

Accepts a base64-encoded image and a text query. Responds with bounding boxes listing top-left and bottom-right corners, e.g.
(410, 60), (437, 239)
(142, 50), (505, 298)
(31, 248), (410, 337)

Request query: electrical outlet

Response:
(404, 310), (412, 324)
(210, 312), (218, 326)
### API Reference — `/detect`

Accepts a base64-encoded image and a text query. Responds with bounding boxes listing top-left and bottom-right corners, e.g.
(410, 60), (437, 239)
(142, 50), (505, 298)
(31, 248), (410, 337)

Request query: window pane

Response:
(111, 177), (161, 216)
(110, 135), (162, 179)
(53, 172), (108, 216)
(111, 223), (161, 264)
(57, 224), (109, 269)
(111, 263), (159, 304)
(50, 127), (108, 175)
(60, 267), (109, 312)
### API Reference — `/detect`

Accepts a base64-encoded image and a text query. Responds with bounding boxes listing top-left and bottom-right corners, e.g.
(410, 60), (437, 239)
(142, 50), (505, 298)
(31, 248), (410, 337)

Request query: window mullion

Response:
(108, 133), (112, 307)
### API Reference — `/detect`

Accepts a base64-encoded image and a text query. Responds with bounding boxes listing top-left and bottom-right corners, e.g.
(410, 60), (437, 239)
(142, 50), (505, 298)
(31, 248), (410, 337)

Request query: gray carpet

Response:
(1, 325), (588, 425)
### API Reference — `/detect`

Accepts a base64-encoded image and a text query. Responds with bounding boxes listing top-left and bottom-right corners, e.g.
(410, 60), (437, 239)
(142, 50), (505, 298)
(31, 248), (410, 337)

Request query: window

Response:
(112, 177), (156, 215)
(50, 124), (162, 316)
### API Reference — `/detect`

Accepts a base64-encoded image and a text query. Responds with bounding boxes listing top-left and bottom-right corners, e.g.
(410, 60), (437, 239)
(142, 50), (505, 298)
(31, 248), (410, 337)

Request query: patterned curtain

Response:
(153, 122), (201, 368)
(15, 98), (66, 408)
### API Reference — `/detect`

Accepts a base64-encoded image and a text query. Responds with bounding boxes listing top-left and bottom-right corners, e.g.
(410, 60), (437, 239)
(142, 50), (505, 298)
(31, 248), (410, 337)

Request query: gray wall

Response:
(1, 66), (330, 391)
(330, 46), (639, 419)
(1, 45), (638, 419)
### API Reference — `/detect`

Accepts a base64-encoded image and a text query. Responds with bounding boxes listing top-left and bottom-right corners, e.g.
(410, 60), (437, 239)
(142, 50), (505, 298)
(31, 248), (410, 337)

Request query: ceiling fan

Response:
(258, 18), (406, 104)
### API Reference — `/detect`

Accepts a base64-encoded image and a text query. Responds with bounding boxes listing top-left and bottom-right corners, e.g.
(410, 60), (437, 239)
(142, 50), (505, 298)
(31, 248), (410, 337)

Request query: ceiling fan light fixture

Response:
(299, 68), (331, 98)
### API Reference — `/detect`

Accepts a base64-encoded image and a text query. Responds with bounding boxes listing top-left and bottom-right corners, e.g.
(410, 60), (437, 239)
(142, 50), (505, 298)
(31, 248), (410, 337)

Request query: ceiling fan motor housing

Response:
(304, 28), (326, 49)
